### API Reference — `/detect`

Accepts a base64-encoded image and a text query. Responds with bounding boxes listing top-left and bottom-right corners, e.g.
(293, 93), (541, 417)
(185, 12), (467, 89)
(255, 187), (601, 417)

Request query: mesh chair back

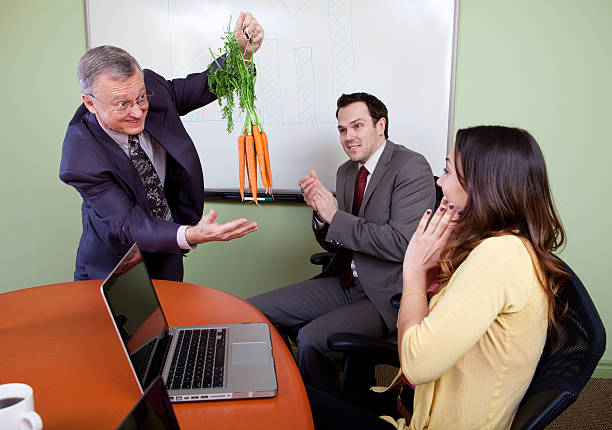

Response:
(510, 260), (606, 430)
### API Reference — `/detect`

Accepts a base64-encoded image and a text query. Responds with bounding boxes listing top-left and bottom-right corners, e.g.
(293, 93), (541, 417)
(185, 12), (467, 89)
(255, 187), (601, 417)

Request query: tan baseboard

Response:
(593, 359), (612, 378)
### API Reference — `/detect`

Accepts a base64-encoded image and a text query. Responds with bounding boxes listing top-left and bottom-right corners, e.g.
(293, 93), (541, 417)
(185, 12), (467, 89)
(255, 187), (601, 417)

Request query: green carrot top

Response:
(208, 16), (259, 134)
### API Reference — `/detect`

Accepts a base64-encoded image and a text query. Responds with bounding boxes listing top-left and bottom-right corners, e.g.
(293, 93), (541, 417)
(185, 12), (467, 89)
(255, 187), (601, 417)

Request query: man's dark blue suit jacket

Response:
(60, 67), (218, 281)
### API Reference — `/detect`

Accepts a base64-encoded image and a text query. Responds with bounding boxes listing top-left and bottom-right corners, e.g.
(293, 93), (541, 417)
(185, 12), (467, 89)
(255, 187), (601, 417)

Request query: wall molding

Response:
(593, 359), (612, 378)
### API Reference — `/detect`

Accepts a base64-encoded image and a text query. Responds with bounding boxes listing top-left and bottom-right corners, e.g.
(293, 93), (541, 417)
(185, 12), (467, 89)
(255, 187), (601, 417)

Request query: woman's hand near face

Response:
(403, 198), (460, 281)
(398, 198), (461, 350)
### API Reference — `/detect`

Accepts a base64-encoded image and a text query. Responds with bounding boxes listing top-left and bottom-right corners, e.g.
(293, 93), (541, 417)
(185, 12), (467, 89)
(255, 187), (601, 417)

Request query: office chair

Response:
(327, 260), (606, 430)
(509, 261), (606, 429)
(326, 299), (400, 391)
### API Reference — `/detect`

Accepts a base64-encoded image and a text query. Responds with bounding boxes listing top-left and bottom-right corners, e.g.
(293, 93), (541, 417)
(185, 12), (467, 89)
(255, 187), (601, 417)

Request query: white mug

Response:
(0, 383), (43, 430)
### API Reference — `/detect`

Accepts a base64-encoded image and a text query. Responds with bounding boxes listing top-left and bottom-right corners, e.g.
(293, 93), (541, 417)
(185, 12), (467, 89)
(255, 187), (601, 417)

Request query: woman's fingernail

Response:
(439, 206), (446, 211)
(426, 209), (432, 215)
(449, 203), (454, 209)
(458, 210), (463, 215)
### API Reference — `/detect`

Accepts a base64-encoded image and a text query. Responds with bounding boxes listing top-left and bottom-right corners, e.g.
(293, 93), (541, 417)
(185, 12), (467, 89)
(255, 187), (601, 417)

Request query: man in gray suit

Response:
(248, 92), (435, 391)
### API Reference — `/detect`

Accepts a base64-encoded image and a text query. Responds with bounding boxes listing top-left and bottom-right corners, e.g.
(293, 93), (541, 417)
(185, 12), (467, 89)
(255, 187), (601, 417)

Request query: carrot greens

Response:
(208, 17), (256, 134)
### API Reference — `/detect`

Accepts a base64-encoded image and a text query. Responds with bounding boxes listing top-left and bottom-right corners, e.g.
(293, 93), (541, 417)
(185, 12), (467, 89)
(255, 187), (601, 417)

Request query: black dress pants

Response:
(306, 385), (398, 430)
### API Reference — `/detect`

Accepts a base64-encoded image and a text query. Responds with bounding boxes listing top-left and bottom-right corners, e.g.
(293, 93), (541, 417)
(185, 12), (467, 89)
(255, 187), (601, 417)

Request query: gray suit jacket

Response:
(313, 140), (436, 330)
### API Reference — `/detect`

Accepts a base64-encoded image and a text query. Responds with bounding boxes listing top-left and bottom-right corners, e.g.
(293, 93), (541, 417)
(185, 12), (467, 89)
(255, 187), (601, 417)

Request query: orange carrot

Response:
(252, 125), (269, 193)
(245, 144), (251, 192)
(261, 130), (272, 193)
(245, 133), (257, 204)
(244, 130), (253, 193)
(238, 132), (246, 201)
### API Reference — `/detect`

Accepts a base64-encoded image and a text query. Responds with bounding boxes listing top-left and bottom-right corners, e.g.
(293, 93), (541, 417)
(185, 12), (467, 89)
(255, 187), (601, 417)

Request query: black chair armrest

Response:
(510, 389), (574, 430)
(328, 332), (399, 366)
(391, 293), (402, 309)
(310, 251), (334, 266)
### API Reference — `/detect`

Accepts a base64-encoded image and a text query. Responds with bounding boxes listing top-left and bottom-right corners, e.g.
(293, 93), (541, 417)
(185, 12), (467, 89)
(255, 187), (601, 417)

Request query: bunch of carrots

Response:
(238, 122), (272, 203)
(208, 17), (272, 204)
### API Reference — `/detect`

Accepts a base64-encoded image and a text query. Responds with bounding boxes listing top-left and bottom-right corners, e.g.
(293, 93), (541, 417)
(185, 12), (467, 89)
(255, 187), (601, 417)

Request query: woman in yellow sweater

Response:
(307, 125), (569, 430)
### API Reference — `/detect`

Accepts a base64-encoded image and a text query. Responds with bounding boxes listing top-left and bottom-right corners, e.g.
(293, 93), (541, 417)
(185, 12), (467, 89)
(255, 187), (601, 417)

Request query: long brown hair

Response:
(436, 126), (569, 331)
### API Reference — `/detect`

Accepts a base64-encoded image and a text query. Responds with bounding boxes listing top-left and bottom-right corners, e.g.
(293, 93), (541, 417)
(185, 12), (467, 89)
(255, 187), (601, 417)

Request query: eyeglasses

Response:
(86, 90), (154, 113)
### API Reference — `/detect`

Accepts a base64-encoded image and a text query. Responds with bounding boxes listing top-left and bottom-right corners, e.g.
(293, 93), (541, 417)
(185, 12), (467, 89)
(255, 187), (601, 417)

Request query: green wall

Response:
(1, 1), (89, 290)
(452, 0), (611, 375)
(1, 0), (609, 374)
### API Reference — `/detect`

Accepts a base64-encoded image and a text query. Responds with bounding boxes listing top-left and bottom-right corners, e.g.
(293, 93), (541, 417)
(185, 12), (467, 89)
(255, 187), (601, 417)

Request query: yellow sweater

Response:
(388, 235), (548, 430)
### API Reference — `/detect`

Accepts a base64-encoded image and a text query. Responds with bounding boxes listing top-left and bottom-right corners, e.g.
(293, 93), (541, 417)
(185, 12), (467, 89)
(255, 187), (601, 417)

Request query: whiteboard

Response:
(85, 0), (458, 197)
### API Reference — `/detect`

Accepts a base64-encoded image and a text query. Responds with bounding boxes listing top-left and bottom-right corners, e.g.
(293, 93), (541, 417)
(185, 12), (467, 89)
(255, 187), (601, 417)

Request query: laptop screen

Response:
(102, 244), (170, 384)
(116, 376), (181, 430)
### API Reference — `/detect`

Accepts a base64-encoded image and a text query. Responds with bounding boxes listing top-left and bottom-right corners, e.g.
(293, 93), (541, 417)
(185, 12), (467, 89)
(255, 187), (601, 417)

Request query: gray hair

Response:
(77, 45), (142, 94)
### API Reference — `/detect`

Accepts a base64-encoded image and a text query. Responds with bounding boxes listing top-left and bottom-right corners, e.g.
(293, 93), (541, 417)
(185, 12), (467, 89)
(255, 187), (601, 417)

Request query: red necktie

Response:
(351, 166), (369, 215)
(340, 166), (369, 288)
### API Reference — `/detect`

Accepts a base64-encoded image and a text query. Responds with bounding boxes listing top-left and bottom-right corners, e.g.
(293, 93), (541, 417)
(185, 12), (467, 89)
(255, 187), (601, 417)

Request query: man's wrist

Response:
(181, 225), (197, 249)
(313, 212), (325, 225)
(322, 208), (339, 225)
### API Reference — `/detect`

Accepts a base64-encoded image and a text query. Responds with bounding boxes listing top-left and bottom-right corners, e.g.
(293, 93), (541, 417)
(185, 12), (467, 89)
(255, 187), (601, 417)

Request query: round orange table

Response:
(0, 280), (314, 429)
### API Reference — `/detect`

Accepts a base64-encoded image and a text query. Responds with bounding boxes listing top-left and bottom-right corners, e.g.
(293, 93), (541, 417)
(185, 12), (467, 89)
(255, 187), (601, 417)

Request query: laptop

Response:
(101, 243), (278, 402)
(116, 376), (181, 430)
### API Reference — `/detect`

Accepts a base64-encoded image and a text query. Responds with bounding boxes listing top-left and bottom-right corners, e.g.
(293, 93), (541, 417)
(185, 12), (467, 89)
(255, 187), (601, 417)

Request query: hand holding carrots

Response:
(234, 12), (264, 61)
(299, 170), (338, 224)
(185, 209), (258, 245)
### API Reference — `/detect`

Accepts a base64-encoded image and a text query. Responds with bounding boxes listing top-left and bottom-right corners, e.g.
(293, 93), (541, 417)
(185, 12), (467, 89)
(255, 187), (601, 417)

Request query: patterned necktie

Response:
(340, 166), (370, 288)
(128, 134), (173, 222)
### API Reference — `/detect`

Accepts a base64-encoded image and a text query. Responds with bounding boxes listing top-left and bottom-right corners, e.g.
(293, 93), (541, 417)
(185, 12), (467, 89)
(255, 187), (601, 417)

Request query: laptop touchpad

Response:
(231, 342), (270, 365)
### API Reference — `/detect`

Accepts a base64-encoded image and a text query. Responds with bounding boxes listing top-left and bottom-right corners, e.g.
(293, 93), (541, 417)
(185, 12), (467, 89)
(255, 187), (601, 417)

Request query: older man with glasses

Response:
(60, 12), (263, 282)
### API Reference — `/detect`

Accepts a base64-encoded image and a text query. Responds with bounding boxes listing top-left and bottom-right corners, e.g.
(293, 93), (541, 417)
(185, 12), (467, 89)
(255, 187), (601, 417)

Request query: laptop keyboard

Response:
(166, 328), (226, 391)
